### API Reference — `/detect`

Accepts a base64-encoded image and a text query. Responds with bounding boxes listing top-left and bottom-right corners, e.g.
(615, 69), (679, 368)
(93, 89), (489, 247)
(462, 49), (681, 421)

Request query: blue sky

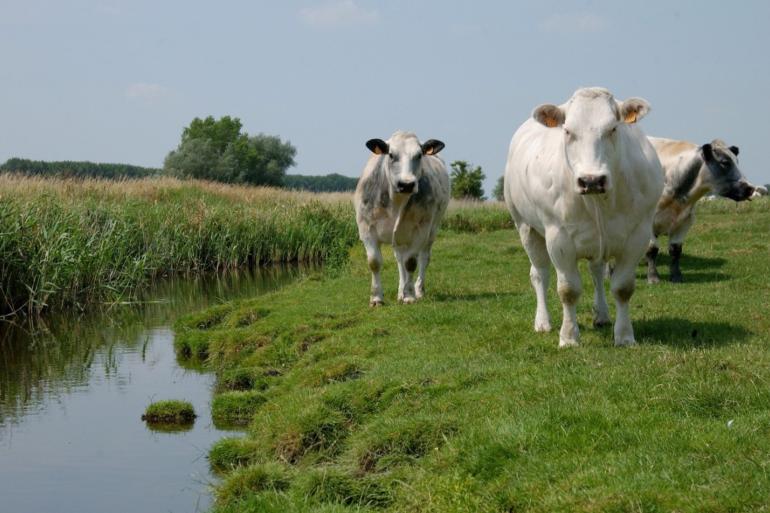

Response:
(2, 1), (769, 192)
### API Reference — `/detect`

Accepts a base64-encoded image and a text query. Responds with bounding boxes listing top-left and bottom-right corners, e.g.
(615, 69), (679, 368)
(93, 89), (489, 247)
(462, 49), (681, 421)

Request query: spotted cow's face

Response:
(366, 134), (444, 195)
(700, 142), (754, 201)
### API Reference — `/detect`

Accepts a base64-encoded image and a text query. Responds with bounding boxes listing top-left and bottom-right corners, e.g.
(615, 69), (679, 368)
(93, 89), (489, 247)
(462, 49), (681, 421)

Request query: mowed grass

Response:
(174, 199), (770, 512)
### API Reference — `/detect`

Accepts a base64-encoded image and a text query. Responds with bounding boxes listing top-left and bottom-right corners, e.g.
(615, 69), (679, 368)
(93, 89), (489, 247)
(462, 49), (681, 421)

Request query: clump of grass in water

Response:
(141, 400), (196, 424)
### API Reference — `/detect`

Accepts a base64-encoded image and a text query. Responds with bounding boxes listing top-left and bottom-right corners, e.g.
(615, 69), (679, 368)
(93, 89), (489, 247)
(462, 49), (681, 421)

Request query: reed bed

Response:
(0, 176), (357, 314)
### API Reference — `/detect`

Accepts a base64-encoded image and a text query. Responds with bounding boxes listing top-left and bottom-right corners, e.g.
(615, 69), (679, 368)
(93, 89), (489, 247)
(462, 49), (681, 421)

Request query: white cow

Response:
(504, 87), (664, 347)
(645, 137), (757, 283)
(354, 131), (449, 306)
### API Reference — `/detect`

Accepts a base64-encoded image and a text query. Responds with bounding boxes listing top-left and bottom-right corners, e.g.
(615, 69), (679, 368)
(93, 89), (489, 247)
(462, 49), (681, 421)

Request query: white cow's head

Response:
(366, 131), (444, 195)
(532, 87), (651, 195)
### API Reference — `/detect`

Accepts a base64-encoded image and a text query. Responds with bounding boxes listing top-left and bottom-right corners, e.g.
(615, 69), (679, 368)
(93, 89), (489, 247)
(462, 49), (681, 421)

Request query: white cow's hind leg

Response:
(645, 236), (661, 284)
(589, 260), (611, 327)
(414, 248), (431, 299)
(518, 224), (552, 332)
(394, 247), (417, 304)
(363, 236), (384, 306)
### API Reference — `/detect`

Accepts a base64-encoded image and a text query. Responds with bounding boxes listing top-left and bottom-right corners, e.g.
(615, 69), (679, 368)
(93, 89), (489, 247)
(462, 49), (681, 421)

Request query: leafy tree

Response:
(164, 116), (296, 186)
(450, 160), (485, 200)
(492, 175), (504, 202)
(163, 138), (220, 181)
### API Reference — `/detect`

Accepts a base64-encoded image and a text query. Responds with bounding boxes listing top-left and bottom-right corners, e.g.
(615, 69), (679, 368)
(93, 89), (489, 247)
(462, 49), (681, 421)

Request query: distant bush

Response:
(283, 173), (358, 192)
(0, 158), (159, 179)
(163, 116), (296, 186)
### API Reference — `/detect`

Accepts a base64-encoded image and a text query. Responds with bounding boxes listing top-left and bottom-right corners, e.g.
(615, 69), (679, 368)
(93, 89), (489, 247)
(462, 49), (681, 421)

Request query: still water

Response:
(0, 267), (304, 513)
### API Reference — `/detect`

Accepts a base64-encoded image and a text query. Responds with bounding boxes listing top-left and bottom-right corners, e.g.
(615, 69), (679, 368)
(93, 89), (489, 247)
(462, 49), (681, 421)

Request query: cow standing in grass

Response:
(504, 87), (664, 347)
(646, 137), (757, 283)
(354, 131), (449, 306)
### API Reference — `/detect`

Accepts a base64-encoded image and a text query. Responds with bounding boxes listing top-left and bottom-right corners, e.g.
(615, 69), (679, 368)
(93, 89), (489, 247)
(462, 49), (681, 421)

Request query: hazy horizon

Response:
(2, 1), (769, 193)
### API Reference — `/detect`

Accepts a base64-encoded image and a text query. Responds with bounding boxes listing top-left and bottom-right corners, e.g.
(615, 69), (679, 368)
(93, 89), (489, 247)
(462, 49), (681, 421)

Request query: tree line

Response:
(1, 116), (508, 198)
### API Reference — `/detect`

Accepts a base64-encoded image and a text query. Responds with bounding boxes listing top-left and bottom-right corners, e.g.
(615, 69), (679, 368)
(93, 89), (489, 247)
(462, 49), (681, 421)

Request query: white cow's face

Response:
(366, 132), (444, 195)
(533, 88), (651, 195)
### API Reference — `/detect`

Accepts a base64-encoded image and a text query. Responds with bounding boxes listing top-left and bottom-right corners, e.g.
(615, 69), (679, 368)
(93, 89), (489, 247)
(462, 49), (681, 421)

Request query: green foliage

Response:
(164, 116), (296, 186)
(284, 173), (358, 193)
(0, 158), (159, 179)
(141, 400), (196, 424)
(449, 160), (485, 200)
(492, 175), (504, 202)
(0, 177), (358, 315)
(176, 202), (770, 512)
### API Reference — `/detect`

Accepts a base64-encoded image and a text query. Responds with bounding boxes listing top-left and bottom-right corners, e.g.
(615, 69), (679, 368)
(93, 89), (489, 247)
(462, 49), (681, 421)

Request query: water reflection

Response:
(0, 265), (307, 513)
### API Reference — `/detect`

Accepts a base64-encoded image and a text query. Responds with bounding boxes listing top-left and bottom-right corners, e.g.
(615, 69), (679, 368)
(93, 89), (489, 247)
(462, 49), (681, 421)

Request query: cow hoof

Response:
(369, 299), (384, 307)
(670, 274), (683, 283)
(534, 320), (552, 332)
(593, 317), (611, 328)
(647, 275), (660, 285)
(615, 337), (637, 347)
(415, 290), (425, 300)
(400, 297), (417, 305)
(558, 338), (579, 348)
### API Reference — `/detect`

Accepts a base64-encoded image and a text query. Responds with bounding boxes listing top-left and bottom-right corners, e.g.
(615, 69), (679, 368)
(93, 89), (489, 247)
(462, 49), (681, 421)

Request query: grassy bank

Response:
(174, 199), (770, 513)
(0, 176), (510, 316)
(0, 176), (357, 314)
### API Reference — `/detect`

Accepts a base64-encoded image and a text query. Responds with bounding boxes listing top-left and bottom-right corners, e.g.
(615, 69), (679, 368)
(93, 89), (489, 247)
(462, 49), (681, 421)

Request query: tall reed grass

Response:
(0, 176), (357, 314)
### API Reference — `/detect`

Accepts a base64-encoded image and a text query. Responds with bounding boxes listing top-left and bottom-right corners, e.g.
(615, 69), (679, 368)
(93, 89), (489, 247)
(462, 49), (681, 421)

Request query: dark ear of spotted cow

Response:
(729, 145), (740, 156)
(701, 143), (714, 162)
(421, 139), (445, 156)
(366, 139), (389, 155)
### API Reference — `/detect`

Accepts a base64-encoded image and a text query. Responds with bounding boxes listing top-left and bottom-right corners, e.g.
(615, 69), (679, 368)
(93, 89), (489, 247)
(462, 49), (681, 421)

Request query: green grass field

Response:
(174, 199), (770, 512)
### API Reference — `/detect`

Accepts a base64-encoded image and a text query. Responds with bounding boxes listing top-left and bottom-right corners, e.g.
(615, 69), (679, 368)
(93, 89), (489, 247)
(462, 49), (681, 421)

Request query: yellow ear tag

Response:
(624, 111), (638, 124)
(545, 117), (558, 128)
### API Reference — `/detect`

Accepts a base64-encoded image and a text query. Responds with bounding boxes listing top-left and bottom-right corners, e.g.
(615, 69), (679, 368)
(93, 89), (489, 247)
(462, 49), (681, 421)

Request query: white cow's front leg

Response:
(394, 247), (417, 304)
(362, 236), (384, 306)
(518, 224), (552, 332)
(589, 259), (611, 327)
(414, 248), (431, 299)
(546, 230), (581, 347)
(611, 225), (650, 346)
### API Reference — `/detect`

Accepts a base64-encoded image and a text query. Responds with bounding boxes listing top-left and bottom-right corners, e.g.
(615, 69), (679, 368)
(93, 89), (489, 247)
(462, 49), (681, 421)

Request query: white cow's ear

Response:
(366, 139), (389, 155)
(619, 98), (651, 124)
(421, 139), (445, 155)
(532, 104), (565, 128)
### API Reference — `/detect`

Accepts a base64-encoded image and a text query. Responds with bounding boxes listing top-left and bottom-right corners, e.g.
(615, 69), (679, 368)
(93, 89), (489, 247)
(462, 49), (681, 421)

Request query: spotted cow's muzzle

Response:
(724, 182), (755, 202)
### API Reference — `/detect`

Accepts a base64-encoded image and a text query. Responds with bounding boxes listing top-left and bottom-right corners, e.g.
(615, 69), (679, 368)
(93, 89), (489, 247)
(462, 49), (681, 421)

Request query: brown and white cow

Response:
(645, 137), (756, 283)
(504, 87), (664, 347)
(354, 131), (449, 306)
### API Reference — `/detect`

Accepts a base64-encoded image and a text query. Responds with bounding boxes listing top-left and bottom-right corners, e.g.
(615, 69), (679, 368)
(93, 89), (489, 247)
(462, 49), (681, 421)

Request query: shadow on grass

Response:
(636, 316), (751, 348)
(638, 253), (730, 283)
(431, 291), (521, 303)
